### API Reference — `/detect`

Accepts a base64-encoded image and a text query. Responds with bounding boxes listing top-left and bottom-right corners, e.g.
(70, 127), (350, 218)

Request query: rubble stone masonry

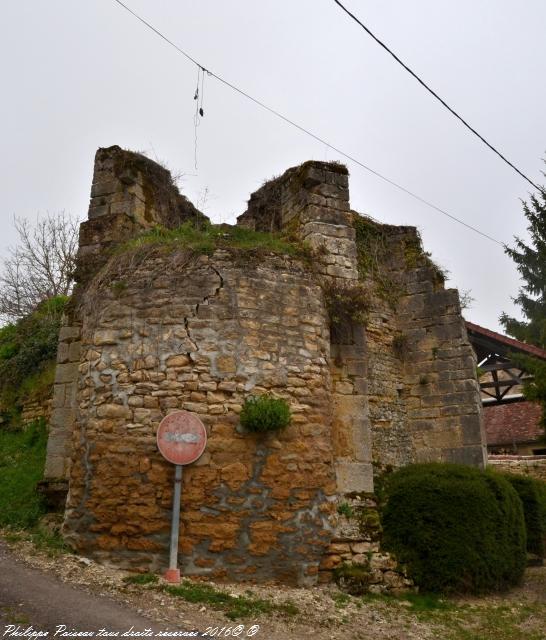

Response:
(43, 146), (486, 585)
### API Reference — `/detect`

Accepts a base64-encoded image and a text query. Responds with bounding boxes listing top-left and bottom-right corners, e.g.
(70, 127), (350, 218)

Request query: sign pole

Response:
(156, 411), (207, 584)
(165, 464), (183, 583)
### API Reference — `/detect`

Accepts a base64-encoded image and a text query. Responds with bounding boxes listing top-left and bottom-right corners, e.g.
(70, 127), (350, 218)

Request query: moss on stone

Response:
(333, 562), (373, 595)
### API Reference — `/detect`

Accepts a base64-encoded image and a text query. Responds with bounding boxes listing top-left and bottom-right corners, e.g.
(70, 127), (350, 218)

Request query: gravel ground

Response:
(2, 533), (545, 640)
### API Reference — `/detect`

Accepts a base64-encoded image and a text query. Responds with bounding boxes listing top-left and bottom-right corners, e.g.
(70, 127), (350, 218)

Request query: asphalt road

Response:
(0, 542), (199, 638)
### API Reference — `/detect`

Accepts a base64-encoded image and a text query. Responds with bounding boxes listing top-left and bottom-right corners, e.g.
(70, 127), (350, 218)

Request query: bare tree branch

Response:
(0, 212), (79, 322)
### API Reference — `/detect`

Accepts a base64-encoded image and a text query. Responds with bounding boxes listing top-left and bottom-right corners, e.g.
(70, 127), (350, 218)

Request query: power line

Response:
(111, 0), (505, 246)
(333, 0), (540, 192)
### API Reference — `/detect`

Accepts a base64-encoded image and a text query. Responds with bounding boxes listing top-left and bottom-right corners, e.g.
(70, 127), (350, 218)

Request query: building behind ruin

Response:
(42, 146), (486, 584)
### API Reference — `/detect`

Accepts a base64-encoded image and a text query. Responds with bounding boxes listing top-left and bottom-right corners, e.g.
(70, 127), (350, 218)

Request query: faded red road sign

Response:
(156, 410), (207, 465)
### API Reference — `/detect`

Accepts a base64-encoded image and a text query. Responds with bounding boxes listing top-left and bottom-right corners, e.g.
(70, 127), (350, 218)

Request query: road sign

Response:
(156, 410), (207, 583)
(157, 410), (207, 466)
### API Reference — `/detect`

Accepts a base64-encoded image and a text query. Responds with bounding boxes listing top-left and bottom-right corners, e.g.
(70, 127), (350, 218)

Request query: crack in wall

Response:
(183, 262), (225, 364)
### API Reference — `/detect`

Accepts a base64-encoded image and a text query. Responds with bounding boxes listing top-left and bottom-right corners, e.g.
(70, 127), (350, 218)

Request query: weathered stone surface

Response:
(335, 461), (374, 493)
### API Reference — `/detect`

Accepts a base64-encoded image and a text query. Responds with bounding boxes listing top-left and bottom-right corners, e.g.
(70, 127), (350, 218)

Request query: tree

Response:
(0, 212), (78, 322)
(500, 173), (546, 425)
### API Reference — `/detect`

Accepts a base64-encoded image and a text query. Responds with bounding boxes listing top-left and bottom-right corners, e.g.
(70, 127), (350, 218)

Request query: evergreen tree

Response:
(500, 175), (546, 426)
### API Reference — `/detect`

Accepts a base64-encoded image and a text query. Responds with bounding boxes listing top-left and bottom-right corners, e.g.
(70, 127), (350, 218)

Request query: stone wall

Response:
(43, 146), (209, 497)
(43, 147), (486, 585)
(488, 455), (546, 482)
(64, 250), (336, 584)
(319, 494), (412, 593)
(381, 226), (485, 468)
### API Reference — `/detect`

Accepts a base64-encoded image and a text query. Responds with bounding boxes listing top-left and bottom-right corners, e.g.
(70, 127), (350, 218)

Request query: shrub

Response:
(381, 463), (527, 594)
(239, 395), (291, 434)
(0, 418), (48, 528)
(0, 295), (68, 419)
(503, 474), (546, 557)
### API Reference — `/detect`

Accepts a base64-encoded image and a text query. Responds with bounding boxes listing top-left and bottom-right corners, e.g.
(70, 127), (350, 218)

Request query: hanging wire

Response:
(111, 0), (517, 247)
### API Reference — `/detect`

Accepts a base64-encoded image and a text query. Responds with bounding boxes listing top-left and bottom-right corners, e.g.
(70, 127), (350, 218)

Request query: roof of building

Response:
(466, 321), (546, 360)
(483, 401), (544, 446)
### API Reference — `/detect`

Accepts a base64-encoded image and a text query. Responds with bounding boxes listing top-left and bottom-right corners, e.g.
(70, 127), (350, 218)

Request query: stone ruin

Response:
(42, 145), (486, 586)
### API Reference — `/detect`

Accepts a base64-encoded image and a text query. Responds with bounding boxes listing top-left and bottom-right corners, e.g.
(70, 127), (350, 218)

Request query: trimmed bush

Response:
(503, 474), (546, 557)
(381, 463), (527, 594)
(239, 395), (291, 434)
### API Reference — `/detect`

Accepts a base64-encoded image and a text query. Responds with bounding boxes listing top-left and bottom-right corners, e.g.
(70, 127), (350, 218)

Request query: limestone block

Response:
(96, 404), (131, 419)
(56, 342), (69, 364)
(59, 326), (81, 341)
(302, 222), (355, 240)
(68, 341), (82, 362)
(335, 461), (374, 493)
(90, 180), (120, 198)
(94, 330), (118, 346)
(55, 363), (79, 385)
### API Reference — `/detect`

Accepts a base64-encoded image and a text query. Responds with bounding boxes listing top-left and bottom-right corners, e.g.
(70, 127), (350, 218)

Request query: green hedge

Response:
(381, 463), (527, 594)
(503, 474), (546, 557)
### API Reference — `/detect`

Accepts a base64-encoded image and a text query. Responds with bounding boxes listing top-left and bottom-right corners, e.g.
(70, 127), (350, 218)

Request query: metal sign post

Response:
(156, 410), (207, 584)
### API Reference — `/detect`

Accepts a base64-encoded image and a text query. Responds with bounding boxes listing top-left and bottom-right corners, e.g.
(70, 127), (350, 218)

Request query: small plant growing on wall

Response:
(239, 395), (291, 434)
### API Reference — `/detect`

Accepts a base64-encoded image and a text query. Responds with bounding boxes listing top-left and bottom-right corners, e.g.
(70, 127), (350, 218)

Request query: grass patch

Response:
(27, 527), (70, 557)
(165, 580), (299, 621)
(360, 590), (545, 640)
(119, 222), (312, 260)
(123, 573), (159, 586)
(331, 592), (351, 609)
(0, 419), (48, 528)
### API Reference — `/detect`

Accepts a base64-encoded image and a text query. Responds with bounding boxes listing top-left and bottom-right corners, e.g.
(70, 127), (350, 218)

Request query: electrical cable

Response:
(333, 0), (540, 192)
(111, 0), (507, 246)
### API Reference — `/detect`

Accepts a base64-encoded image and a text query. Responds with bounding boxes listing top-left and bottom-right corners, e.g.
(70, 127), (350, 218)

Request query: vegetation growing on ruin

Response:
(239, 395), (291, 434)
(353, 215), (401, 307)
(0, 296), (67, 425)
(381, 463), (527, 594)
(119, 221), (313, 260)
(404, 235), (447, 284)
(323, 280), (371, 338)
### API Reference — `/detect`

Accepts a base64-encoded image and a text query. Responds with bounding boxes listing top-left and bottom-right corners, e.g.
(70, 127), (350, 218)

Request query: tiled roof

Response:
(466, 321), (546, 360)
(483, 401), (544, 446)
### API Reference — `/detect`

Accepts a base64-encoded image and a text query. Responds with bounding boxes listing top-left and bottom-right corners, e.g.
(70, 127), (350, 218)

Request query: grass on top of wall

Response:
(119, 222), (313, 260)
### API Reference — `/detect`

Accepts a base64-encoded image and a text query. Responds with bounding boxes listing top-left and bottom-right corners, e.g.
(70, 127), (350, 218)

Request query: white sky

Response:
(1, 0), (545, 332)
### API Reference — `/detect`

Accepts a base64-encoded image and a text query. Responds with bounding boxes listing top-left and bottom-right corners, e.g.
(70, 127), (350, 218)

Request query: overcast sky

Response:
(2, 0), (545, 332)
